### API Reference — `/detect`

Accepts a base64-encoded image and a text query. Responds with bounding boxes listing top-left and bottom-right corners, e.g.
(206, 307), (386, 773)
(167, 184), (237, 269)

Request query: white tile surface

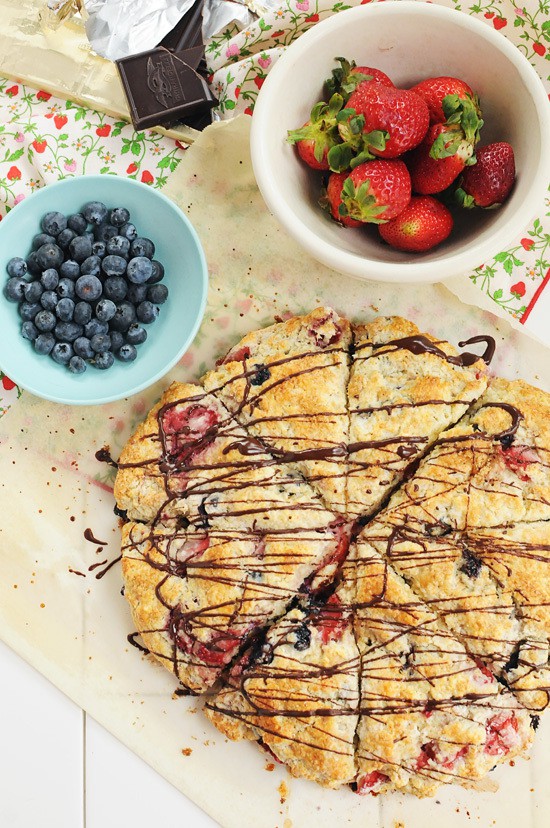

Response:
(85, 715), (219, 828)
(0, 639), (84, 828)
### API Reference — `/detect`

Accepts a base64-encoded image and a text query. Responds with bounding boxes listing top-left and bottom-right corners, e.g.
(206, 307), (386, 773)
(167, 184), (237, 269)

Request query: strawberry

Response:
(407, 122), (475, 194)
(455, 142), (515, 208)
(378, 195), (453, 252)
(323, 172), (363, 227)
(342, 82), (429, 158)
(410, 76), (477, 124)
(287, 95), (345, 170)
(325, 57), (393, 101)
(336, 159), (411, 224)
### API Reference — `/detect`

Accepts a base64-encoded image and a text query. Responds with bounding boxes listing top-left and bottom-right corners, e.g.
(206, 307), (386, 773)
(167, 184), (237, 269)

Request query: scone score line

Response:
(108, 308), (548, 798)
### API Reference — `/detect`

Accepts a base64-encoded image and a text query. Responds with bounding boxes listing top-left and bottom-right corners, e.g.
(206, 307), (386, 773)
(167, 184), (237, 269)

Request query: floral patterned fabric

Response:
(0, 0), (549, 415)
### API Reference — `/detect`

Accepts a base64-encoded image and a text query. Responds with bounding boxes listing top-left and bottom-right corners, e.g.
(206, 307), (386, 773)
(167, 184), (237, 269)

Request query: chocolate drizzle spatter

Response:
(115, 321), (505, 698)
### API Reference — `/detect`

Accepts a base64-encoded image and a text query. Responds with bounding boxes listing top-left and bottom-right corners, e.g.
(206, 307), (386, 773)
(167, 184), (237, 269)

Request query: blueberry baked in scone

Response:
(113, 309), (549, 797)
(201, 307), (351, 515)
(341, 545), (533, 796)
(355, 378), (550, 710)
(204, 595), (360, 789)
(347, 316), (489, 519)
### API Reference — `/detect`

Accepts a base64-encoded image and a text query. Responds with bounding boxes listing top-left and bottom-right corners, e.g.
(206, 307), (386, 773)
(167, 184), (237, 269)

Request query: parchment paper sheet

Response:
(0, 115), (549, 828)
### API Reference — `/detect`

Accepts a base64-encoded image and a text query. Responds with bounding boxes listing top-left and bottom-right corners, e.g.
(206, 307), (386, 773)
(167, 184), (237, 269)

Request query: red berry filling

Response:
(307, 313), (343, 348)
(355, 771), (390, 795)
(173, 619), (242, 667)
(474, 658), (494, 685)
(162, 403), (219, 464)
(484, 712), (519, 756)
(500, 444), (539, 481)
(217, 345), (251, 366)
(314, 593), (349, 644)
(416, 741), (468, 771)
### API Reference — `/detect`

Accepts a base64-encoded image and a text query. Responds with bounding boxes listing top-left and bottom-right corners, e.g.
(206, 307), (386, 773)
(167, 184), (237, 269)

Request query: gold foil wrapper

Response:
(0, 0), (197, 144)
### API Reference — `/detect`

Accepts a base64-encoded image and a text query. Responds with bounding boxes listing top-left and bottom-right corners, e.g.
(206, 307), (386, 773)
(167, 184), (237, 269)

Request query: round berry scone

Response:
(114, 307), (548, 798)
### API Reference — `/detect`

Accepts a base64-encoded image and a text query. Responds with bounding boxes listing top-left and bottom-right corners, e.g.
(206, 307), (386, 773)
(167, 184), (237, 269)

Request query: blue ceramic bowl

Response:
(0, 176), (208, 405)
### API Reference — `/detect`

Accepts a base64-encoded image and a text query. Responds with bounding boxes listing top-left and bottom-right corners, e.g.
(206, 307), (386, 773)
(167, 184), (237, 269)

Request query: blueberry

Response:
(74, 337), (94, 359)
(103, 276), (127, 301)
(147, 260), (165, 284)
(73, 301), (92, 326)
(95, 298), (116, 323)
(5, 277), (26, 302)
(126, 257), (153, 284)
(125, 323), (147, 345)
(21, 321), (38, 341)
(109, 207), (130, 227)
(51, 342), (73, 364)
(57, 228), (77, 251)
(36, 242), (64, 271)
(109, 330), (124, 352)
(19, 302), (41, 321)
(109, 301), (136, 332)
(41, 211), (67, 236)
(32, 233), (55, 251)
(102, 255), (127, 277)
(80, 255), (101, 277)
(26, 252), (42, 275)
(119, 222), (137, 241)
(54, 321), (83, 342)
(41, 269), (59, 290)
(84, 319), (108, 338)
(93, 350), (115, 370)
(250, 364), (271, 386)
(91, 333), (111, 353)
(24, 280), (43, 303)
(106, 235), (131, 258)
(69, 235), (93, 263)
(136, 300), (159, 324)
(117, 343), (137, 362)
(82, 201), (108, 225)
(94, 223), (118, 243)
(40, 290), (58, 311)
(293, 624), (311, 651)
(60, 260), (80, 280)
(57, 279), (75, 299)
(34, 332), (55, 355)
(130, 237), (155, 259)
(34, 310), (57, 332)
(147, 284), (168, 304)
(75, 274), (102, 301)
(92, 241), (107, 258)
(126, 284), (148, 304)
(56, 297), (75, 322)
(7, 257), (28, 279)
(67, 213), (87, 234)
(68, 355), (86, 374)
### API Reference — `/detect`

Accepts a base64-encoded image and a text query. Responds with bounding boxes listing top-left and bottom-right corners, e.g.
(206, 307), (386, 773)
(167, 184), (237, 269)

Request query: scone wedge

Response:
(347, 316), (489, 519)
(201, 307), (351, 514)
(204, 597), (360, 789)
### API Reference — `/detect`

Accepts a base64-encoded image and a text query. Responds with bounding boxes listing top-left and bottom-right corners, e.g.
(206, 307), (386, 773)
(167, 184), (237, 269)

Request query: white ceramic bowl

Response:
(250, 2), (550, 284)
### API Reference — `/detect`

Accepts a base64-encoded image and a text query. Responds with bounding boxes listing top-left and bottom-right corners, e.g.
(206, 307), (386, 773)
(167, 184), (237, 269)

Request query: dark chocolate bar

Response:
(160, 0), (205, 52)
(116, 46), (216, 131)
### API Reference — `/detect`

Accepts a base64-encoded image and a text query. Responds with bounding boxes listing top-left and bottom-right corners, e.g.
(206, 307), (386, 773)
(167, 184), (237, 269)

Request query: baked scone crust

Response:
(114, 311), (549, 796)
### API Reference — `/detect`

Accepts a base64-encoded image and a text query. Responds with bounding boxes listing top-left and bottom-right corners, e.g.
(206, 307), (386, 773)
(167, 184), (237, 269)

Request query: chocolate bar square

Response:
(116, 47), (216, 131)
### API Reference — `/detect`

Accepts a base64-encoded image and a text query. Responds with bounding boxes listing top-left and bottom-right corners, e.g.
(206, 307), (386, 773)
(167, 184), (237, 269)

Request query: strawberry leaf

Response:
(328, 143), (354, 172)
(454, 187), (476, 209)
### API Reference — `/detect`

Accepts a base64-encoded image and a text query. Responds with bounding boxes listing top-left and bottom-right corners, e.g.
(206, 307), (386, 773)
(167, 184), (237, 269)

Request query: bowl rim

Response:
(250, 1), (550, 284)
(0, 175), (209, 405)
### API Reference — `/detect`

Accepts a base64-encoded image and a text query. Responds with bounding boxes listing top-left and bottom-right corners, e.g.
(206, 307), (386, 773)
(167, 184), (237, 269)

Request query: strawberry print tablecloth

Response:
(1, 0), (549, 415)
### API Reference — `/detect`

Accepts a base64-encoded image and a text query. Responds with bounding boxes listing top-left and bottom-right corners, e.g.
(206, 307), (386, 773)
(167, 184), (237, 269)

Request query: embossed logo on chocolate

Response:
(146, 53), (185, 109)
